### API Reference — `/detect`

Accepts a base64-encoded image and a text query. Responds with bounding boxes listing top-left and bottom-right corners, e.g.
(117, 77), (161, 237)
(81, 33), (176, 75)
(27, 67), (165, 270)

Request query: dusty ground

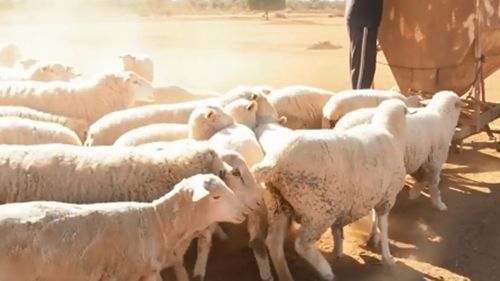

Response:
(0, 6), (498, 281)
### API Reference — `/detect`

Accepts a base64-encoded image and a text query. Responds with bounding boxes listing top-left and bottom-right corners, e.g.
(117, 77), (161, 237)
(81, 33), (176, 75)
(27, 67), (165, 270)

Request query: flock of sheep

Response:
(0, 42), (465, 281)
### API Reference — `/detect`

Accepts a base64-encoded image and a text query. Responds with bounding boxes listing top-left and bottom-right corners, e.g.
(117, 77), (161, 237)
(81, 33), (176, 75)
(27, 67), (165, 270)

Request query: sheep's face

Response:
(182, 174), (246, 229)
(120, 71), (154, 100)
(224, 99), (258, 129)
(188, 105), (234, 140)
(430, 91), (464, 118)
(31, 63), (80, 82)
(220, 151), (263, 212)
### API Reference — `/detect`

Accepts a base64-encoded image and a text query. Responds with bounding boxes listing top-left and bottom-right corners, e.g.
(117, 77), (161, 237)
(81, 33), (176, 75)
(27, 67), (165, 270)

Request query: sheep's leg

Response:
(408, 181), (424, 200)
(366, 208), (381, 248)
(374, 203), (395, 266)
(427, 172), (447, 211)
(214, 224), (228, 241)
(294, 220), (335, 281)
(248, 212), (274, 281)
(173, 263), (190, 281)
(193, 225), (217, 281)
(331, 226), (344, 258)
(266, 211), (293, 281)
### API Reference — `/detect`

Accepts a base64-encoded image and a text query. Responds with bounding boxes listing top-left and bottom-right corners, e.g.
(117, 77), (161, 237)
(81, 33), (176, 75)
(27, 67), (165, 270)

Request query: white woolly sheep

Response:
(0, 141), (262, 281)
(0, 71), (152, 123)
(322, 89), (422, 128)
(0, 116), (82, 145)
(189, 104), (265, 168)
(0, 42), (21, 68)
(0, 61), (79, 82)
(223, 99), (259, 129)
(252, 99), (409, 281)
(0, 174), (245, 281)
(332, 91), (464, 211)
(153, 83), (220, 104)
(120, 53), (154, 83)
(84, 86), (264, 146)
(267, 85), (335, 129)
(113, 123), (189, 146)
(0, 105), (88, 141)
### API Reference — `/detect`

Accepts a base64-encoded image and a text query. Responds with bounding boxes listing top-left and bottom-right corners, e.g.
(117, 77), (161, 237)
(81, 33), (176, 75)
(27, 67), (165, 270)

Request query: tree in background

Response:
(247, 0), (285, 20)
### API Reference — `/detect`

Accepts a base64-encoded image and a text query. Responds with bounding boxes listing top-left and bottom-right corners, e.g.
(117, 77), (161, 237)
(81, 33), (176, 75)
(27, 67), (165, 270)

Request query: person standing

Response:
(345, 0), (384, 89)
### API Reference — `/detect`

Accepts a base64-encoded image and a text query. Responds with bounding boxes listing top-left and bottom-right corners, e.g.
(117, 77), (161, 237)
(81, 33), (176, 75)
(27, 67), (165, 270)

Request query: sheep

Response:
(113, 123), (189, 146)
(120, 53), (154, 83)
(267, 85), (336, 129)
(251, 99), (409, 281)
(223, 98), (259, 129)
(0, 105), (88, 141)
(0, 174), (246, 281)
(0, 141), (263, 280)
(322, 89), (422, 128)
(84, 85), (264, 146)
(332, 91), (464, 211)
(189, 104), (265, 168)
(153, 83), (220, 104)
(0, 42), (21, 68)
(0, 71), (151, 123)
(0, 61), (79, 82)
(0, 117), (82, 145)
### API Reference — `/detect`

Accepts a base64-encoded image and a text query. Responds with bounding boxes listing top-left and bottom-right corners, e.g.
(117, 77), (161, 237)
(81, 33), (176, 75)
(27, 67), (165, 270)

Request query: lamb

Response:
(223, 98), (259, 129)
(251, 99), (409, 281)
(332, 91), (464, 211)
(120, 53), (154, 83)
(0, 141), (263, 280)
(0, 174), (246, 281)
(0, 71), (151, 123)
(0, 117), (82, 145)
(0, 42), (21, 68)
(322, 89), (422, 128)
(153, 83), (220, 104)
(0, 105), (88, 141)
(113, 123), (189, 146)
(0, 61), (79, 82)
(84, 86), (264, 146)
(267, 85), (336, 129)
(189, 104), (265, 168)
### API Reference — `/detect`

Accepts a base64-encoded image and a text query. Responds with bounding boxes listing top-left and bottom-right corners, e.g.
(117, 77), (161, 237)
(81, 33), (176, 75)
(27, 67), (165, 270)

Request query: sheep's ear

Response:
(278, 116), (287, 125)
(250, 93), (258, 100)
(455, 100), (466, 108)
(205, 109), (216, 119)
(231, 167), (241, 177)
(246, 101), (257, 111)
(190, 186), (210, 202)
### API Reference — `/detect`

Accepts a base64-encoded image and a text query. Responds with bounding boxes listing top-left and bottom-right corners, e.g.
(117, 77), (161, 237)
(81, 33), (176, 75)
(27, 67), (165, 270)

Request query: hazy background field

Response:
(0, 1), (498, 281)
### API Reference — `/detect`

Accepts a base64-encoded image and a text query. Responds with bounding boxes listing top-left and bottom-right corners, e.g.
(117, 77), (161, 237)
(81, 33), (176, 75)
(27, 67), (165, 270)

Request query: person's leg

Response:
(360, 25), (380, 89)
(348, 22), (364, 89)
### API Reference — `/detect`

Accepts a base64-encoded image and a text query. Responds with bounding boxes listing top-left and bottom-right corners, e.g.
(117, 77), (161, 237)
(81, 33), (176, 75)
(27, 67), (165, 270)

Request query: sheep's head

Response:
(117, 71), (154, 100)
(188, 104), (235, 140)
(372, 99), (407, 139)
(169, 174), (246, 231)
(219, 150), (263, 212)
(30, 62), (81, 82)
(428, 91), (464, 119)
(224, 99), (258, 129)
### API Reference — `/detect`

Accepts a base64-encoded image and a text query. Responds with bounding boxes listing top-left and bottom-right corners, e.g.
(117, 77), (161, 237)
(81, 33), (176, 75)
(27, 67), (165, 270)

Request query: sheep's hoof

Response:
(192, 275), (204, 281)
(433, 201), (448, 211)
(382, 256), (396, 266)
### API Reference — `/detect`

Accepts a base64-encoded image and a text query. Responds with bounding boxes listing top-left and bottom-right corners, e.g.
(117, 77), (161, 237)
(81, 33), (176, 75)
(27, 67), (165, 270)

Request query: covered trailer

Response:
(377, 0), (500, 146)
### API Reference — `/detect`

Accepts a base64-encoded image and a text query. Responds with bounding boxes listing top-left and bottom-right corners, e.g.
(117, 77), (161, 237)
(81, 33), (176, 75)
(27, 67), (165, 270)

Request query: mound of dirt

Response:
(308, 40), (342, 50)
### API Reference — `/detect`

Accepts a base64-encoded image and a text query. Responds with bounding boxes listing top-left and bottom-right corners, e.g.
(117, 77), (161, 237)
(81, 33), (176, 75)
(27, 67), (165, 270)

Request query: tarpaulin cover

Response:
(378, 0), (500, 96)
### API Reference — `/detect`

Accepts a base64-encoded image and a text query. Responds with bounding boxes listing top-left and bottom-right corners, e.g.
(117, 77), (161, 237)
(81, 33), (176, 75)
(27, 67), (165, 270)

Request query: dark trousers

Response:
(348, 23), (379, 89)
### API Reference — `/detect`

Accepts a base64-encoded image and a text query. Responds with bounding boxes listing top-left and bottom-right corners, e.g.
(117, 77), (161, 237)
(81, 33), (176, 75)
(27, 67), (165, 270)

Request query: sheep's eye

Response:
(212, 195), (221, 200)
